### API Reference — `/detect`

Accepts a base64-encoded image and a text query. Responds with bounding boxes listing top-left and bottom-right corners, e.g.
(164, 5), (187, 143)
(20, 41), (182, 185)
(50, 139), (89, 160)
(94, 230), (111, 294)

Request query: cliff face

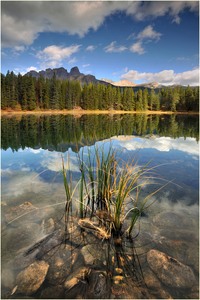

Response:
(26, 66), (162, 88)
(26, 66), (105, 85)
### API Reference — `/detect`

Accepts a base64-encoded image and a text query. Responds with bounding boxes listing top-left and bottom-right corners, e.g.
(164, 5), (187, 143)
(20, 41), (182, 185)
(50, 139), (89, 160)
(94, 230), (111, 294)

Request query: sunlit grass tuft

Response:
(61, 143), (169, 240)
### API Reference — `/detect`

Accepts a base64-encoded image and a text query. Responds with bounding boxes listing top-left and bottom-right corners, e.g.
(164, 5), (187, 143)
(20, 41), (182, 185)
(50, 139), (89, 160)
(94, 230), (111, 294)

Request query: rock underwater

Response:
(147, 249), (197, 289)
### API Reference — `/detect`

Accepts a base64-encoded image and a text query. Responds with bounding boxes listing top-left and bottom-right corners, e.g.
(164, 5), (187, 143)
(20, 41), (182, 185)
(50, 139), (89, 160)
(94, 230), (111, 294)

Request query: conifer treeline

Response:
(1, 71), (199, 112)
(1, 114), (199, 152)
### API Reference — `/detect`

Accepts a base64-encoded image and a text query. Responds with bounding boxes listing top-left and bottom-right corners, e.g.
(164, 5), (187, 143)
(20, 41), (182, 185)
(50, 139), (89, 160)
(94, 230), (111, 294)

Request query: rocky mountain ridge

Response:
(26, 66), (182, 89)
(101, 78), (162, 88)
(26, 66), (108, 86)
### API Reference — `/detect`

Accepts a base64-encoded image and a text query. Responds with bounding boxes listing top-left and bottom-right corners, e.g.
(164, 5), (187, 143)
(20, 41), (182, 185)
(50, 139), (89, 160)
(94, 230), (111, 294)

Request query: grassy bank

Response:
(1, 108), (199, 116)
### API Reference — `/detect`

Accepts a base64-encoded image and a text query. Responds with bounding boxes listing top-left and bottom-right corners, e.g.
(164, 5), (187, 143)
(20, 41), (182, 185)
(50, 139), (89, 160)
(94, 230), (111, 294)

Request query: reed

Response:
(61, 143), (167, 239)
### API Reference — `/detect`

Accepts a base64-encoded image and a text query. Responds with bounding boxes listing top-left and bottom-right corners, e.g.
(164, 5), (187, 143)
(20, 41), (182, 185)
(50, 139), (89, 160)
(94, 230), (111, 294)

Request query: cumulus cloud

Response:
(121, 67), (199, 86)
(82, 64), (90, 68)
(104, 41), (127, 53)
(13, 45), (26, 53)
(2, 170), (50, 197)
(111, 136), (199, 156)
(1, 1), (131, 47)
(41, 151), (80, 173)
(68, 57), (78, 65)
(36, 45), (81, 69)
(2, 1), (198, 48)
(130, 25), (162, 55)
(137, 25), (162, 41)
(130, 41), (145, 55)
(130, 1), (199, 22)
(86, 45), (96, 52)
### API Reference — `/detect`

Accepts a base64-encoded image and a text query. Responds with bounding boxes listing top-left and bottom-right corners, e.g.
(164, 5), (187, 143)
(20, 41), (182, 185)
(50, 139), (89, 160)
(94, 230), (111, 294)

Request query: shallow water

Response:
(1, 114), (199, 299)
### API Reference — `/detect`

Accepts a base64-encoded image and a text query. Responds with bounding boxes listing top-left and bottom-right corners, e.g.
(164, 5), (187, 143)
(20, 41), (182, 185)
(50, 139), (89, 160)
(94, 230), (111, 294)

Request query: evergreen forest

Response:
(1, 114), (199, 152)
(1, 71), (199, 112)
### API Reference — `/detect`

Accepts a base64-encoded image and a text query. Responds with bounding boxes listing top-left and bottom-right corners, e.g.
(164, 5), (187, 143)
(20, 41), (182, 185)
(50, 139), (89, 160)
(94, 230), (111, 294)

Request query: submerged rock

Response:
(42, 218), (55, 234)
(86, 270), (110, 299)
(81, 244), (107, 265)
(64, 266), (90, 298)
(188, 285), (199, 299)
(40, 285), (65, 299)
(153, 211), (194, 230)
(2, 223), (42, 255)
(143, 268), (162, 290)
(147, 249), (196, 288)
(15, 260), (49, 295)
(1, 266), (15, 289)
(64, 267), (111, 299)
(143, 269), (173, 299)
(5, 202), (37, 224)
(46, 247), (85, 286)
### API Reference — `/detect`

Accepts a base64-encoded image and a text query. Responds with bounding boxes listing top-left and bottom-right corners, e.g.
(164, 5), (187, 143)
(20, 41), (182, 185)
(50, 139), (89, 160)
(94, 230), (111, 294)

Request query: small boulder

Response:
(15, 260), (49, 295)
(147, 249), (196, 288)
(86, 270), (110, 299)
(42, 218), (55, 234)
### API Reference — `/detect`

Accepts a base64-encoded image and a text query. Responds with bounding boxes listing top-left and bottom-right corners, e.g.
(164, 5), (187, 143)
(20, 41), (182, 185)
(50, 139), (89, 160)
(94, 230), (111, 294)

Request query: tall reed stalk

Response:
(62, 143), (168, 239)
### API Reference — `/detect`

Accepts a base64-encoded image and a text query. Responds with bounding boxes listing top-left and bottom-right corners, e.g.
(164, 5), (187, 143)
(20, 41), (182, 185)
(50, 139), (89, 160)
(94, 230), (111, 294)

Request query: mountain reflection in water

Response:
(1, 114), (199, 299)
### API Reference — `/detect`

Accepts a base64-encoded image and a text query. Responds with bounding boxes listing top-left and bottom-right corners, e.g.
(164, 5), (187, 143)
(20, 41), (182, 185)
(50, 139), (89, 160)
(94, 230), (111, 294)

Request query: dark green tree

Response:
(27, 76), (36, 110)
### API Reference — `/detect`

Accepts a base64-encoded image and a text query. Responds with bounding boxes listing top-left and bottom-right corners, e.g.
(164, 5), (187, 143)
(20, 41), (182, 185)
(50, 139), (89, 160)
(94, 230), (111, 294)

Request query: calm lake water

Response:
(1, 113), (199, 299)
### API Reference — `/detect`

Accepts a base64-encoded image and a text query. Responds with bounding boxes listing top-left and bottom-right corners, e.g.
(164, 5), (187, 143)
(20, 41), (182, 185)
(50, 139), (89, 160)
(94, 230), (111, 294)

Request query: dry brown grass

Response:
(1, 109), (199, 117)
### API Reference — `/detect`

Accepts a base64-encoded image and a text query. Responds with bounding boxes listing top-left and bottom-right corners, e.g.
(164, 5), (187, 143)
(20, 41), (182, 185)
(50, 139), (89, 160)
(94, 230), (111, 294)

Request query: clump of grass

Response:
(62, 143), (168, 240)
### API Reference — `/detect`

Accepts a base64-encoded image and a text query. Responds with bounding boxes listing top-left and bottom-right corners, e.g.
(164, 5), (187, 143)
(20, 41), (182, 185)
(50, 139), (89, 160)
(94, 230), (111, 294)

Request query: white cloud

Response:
(129, 1), (199, 22)
(172, 15), (181, 25)
(68, 57), (77, 65)
(137, 25), (162, 41)
(130, 41), (145, 55)
(1, 170), (50, 197)
(13, 66), (41, 76)
(129, 25), (162, 55)
(104, 41), (127, 53)
(1, 2), (131, 47)
(26, 66), (40, 73)
(2, 1), (197, 48)
(41, 151), (80, 173)
(14, 45), (26, 52)
(36, 45), (81, 69)
(121, 67), (199, 86)
(82, 64), (90, 68)
(37, 45), (80, 61)
(86, 45), (96, 52)
(111, 136), (199, 156)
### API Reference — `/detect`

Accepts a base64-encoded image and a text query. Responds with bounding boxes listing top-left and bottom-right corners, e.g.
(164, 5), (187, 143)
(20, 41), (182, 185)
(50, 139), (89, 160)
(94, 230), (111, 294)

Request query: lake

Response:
(1, 113), (199, 299)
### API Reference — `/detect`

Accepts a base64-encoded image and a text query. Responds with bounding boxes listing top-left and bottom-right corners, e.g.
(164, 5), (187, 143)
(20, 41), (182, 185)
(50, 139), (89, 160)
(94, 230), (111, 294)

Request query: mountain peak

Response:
(25, 66), (101, 85)
(70, 66), (80, 76)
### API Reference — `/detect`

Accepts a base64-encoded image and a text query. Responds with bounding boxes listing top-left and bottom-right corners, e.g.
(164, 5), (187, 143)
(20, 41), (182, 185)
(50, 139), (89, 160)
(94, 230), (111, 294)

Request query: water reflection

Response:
(1, 114), (199, 299)
(1, 114), (199, 152)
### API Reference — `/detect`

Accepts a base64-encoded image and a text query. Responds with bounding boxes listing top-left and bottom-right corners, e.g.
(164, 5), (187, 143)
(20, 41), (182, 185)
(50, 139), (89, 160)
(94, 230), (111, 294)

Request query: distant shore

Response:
(1, 109), (199, 116)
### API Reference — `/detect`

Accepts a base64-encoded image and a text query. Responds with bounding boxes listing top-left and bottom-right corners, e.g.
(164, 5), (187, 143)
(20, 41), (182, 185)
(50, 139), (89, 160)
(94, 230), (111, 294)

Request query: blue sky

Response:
(1, 1), (199, 85)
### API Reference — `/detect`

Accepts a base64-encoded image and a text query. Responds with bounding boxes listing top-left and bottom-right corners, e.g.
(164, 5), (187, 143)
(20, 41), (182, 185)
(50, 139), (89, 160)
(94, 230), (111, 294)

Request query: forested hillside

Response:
(1, 71), (199, 112)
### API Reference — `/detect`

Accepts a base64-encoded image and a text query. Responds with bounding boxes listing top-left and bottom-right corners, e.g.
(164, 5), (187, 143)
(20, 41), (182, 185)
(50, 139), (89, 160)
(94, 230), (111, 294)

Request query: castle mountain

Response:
(2, 66), (199, 112)
(26, 66), (108, 86)
(26, 66), (162, 89)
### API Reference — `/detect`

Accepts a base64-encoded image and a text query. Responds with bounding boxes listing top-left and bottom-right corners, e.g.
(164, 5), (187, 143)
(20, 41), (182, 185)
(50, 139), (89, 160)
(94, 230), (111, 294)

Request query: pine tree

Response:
(50, 73), (60, 109)
(114, 87), (122, 110)
(1, 74), (7, 109)
(142, 89), (148, 111)
(27, 76), (36, 110)
(136, 89), (143, 111)
(122, 88), (135, 110)
(170, 88), (180, 112)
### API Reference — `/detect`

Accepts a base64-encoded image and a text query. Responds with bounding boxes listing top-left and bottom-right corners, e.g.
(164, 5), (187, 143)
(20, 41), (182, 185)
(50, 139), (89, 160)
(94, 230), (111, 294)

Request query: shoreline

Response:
(1, 109), (199, 116)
